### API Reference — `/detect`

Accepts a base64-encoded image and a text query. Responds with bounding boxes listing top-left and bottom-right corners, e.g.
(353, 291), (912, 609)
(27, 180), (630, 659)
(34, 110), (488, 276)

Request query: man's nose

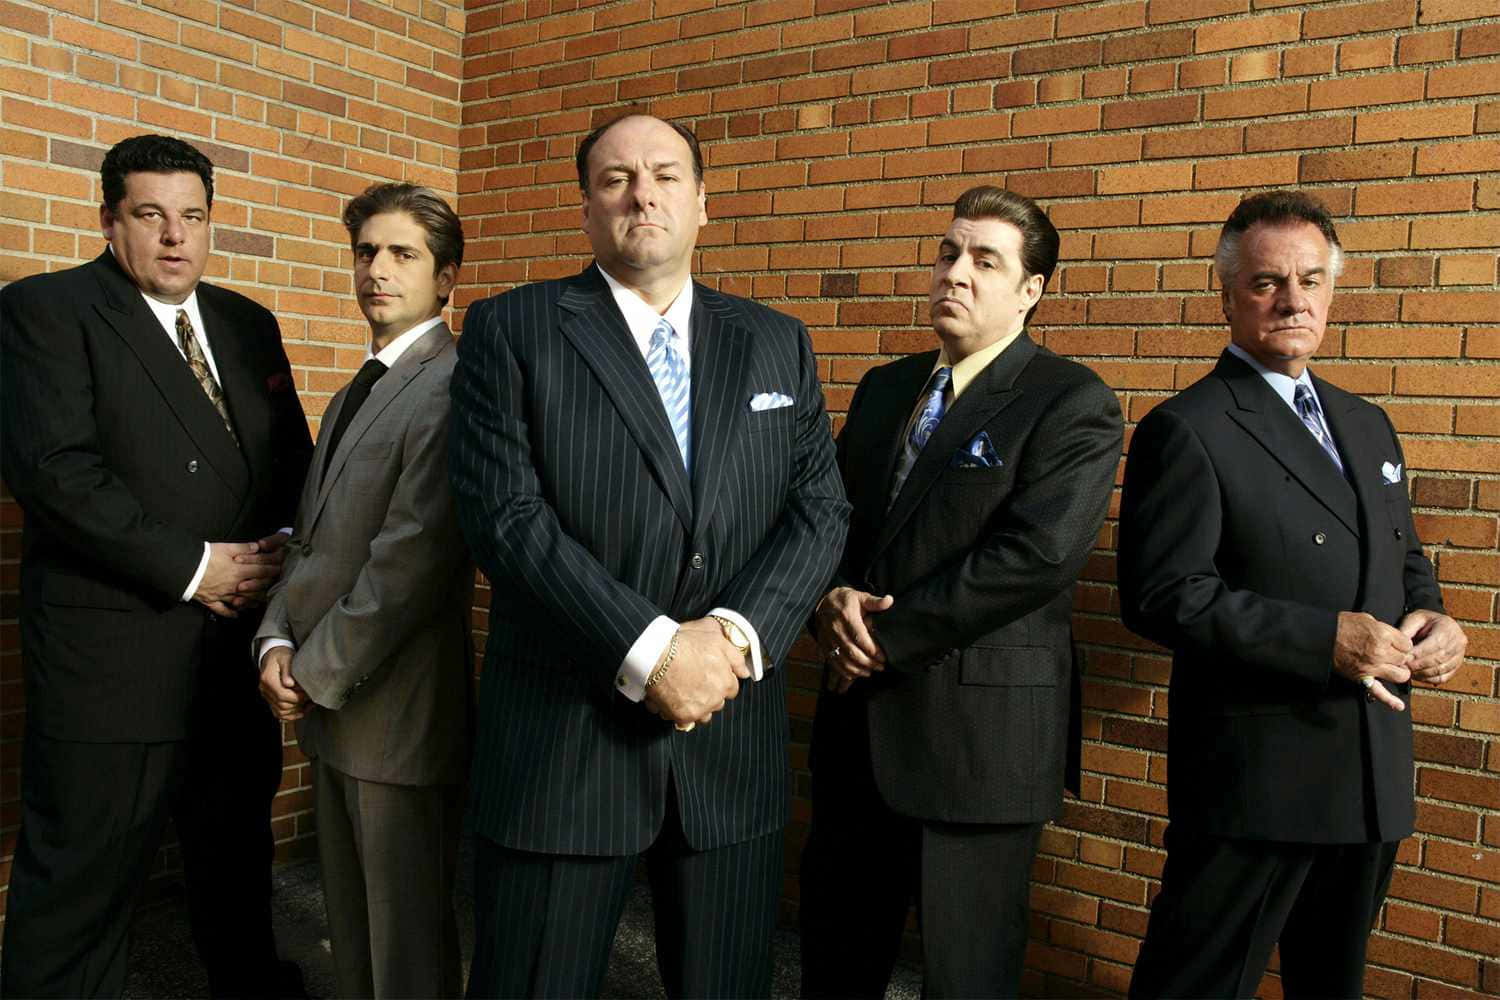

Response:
(161, 215), (185, 244)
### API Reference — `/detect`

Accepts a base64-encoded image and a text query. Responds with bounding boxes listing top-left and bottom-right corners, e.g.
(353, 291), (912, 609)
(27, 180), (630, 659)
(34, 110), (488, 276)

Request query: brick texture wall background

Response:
(3, 0), (1498, 996)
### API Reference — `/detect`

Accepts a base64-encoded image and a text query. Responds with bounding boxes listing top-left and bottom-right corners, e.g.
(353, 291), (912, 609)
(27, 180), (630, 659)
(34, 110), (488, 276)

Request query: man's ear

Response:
(99, 203), (115, 239)
(436, 262), (458, 300)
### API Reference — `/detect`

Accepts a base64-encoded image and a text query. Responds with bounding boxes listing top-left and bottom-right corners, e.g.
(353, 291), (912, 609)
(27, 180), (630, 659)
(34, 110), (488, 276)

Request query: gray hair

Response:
(1213, 190), (1344, 286)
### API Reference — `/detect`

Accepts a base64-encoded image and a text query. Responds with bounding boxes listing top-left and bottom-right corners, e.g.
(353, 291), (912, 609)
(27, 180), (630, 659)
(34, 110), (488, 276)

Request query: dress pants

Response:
(799, 697), (1044, 1000)
(2, 664), (284, 998)
(1128, 827), (1400, 999)
(314, 759), (464, 999)
(466, 780), (781, 999)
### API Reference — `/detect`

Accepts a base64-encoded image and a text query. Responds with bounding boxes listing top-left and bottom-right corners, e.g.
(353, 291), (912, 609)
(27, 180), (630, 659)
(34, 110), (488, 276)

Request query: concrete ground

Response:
(122, 836), (923, 998)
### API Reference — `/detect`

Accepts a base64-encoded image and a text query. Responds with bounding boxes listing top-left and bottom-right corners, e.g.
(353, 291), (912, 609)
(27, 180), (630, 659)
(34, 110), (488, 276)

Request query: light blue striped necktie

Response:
(647, 318), (691, 472)
(1294, 382), (1343, 473)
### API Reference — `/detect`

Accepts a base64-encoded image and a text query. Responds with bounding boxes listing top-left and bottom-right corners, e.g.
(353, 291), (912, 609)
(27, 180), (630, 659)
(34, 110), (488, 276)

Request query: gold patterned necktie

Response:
(176, 308), (239, 446)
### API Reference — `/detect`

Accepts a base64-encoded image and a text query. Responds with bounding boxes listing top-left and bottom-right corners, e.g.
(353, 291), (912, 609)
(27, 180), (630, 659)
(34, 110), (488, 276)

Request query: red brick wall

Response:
(456, 1), (1498, 996)
(3, 1), (1498, 996)
(0, 0), (462, 907)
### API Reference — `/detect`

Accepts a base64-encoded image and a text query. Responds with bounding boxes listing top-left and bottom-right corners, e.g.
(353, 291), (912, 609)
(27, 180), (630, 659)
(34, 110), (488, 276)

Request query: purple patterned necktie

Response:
(1294, 383), (1343, 473)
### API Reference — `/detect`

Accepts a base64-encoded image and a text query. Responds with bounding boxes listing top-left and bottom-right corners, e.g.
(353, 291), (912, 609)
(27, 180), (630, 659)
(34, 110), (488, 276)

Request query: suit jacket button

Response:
(1394, 528), (1404, 539)
(186, 459), (199, 473)
(690, 553), (705, 569)
(301, 543), (313, 556)
(1314, 532), (1326, 545)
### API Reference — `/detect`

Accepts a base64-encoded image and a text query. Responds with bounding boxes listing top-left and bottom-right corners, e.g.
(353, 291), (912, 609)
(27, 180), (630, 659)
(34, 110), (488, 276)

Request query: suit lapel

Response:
(88, 253), (250, 497)
(310, 323), (452, 527)
(873, 334), (1035, 562)
(556, 267), (692, 532)
(1218, 352), (1359, 535)
(687, 286), (751, 539)
(1318, 375), (1389, 600)
(198, 290), (262, 509)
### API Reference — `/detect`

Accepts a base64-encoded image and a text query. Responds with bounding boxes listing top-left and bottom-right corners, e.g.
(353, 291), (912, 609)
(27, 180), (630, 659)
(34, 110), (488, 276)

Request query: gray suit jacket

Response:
(257, 323), (473, 786)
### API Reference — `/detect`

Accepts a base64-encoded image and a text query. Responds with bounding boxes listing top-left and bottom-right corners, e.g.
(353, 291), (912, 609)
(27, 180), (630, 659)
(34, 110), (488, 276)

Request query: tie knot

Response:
(357, 358), (388, 387)
(1294, 382), (1315, 410)
(930, 366), (953, 394)
(650, 319), (676, 350)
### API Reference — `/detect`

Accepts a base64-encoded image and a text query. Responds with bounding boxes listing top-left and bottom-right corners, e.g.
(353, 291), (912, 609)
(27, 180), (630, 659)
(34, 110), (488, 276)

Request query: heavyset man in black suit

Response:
(799, 186), (1124, 998)
(448, 114), (849, 997)
(1120, 191), (1468, 998)
(1, 135), (313, 997)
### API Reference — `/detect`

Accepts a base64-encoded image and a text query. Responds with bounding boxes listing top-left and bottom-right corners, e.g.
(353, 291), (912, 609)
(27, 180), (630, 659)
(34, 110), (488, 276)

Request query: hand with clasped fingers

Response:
(815, 586), (894, 694)
(258, 645), (308, 722)
(1334, 609), (1467, 712)
(193, 532), (289, 617)
(643, 618), (751, 728)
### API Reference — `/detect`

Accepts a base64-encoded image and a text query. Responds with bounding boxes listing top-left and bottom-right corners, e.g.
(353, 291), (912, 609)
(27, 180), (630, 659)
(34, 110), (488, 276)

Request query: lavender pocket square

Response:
(952, 430), (1002, 468)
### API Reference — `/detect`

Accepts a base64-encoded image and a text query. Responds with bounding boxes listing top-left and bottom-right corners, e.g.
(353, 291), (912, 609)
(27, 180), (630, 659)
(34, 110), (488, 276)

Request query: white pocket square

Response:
(749, 392), (793, 411)
(1381, 461), (1403, 484)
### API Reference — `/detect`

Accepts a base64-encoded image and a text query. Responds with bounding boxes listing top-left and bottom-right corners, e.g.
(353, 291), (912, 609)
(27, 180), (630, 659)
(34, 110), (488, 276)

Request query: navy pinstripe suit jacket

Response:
(450, 264), (849, 856)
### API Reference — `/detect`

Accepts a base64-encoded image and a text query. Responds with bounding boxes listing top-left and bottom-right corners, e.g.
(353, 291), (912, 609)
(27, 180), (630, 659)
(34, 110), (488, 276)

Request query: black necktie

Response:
(323, 358), (387, 475)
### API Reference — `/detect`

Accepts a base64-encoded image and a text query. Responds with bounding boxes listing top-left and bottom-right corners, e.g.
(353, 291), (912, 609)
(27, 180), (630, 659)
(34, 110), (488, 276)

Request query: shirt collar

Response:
(370, 316), (443, 367)
(597, 263), (694, 361)
(1226, 342), (1316, 410)
(936, 323), (1026, 401)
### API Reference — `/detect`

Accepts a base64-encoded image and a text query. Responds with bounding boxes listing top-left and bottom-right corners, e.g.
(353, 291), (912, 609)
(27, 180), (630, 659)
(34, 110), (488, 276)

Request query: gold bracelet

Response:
(645, 628), (681, 689)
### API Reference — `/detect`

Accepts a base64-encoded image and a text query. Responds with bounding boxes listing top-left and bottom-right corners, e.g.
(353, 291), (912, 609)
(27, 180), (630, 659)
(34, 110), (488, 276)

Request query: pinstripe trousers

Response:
(466, 780), (780, 999)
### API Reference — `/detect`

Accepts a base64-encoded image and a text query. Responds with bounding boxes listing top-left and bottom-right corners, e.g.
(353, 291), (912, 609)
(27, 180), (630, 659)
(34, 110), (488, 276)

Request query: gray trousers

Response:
(314, 758), (464, 999)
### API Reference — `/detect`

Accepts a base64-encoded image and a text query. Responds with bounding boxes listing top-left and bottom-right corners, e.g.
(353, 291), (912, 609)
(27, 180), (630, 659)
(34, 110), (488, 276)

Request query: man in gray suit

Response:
(256, 183), (473, 998)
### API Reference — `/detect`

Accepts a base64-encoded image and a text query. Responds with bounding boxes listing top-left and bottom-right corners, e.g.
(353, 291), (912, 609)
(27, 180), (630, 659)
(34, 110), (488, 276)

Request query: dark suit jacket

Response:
(449, 264), (849, 856)
(256, 324), (473, 787)
(1119, 350), (1443, 843)
(819, 334), (1122, 824)
(1, 250), (312, 741)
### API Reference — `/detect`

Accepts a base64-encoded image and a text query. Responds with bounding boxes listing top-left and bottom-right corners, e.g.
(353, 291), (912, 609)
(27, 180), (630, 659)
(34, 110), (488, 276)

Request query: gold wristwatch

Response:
(710, 615), (752, 660)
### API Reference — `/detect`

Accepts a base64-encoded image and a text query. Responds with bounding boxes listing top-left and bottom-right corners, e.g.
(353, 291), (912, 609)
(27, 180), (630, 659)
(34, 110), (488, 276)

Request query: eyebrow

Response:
(1249, 265), (1327, 280)
(355, 241), (423, 255)
(938, 238), (1002, 258)
(597, 158), (685, 175)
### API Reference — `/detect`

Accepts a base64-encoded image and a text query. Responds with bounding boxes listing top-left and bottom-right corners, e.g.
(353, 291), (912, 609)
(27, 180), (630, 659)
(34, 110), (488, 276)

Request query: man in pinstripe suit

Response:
(449, 114), (849, 998)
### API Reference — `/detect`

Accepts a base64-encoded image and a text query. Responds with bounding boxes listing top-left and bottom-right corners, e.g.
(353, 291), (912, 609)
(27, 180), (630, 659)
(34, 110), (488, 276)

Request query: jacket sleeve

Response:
(448, 296), (666, 679)
(287, 373), (468, 709)
(1118, 404), (1336, 687)
(1382, 409), (1444, 615)
(707, 323), (851, 667)
(0, 279), (202, 602)
(873, 377), (1123, 672)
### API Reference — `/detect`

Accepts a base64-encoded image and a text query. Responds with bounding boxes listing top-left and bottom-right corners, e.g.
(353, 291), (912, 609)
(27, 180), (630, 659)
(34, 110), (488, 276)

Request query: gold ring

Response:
(1360, 676), (1377, 689)
(675, 722), (695, 733)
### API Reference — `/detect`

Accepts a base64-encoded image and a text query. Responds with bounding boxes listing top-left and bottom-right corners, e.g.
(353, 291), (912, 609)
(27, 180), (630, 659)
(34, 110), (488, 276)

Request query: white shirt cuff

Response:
(257, 637), (296, 668)
(181, 542), (211, 602)
(616, 615), (678, 703)
(709, 607), (765, 680)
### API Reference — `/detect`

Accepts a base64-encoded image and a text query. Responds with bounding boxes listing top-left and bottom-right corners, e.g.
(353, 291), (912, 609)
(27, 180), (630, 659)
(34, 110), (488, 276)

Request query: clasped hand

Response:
(193, 532), (289, 617)
(815, 586), (893, 694)
(643, 618), (751, 728)
(1334, 609), (1467, 712)
(258, 645), (308, 721)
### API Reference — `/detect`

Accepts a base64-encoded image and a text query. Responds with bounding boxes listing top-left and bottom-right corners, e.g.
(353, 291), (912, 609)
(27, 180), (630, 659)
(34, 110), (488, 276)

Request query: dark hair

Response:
(101, 134), (215, 211)
(1215, 190), (1343, 285)
(950, 185), (1060, 325)
(342, 183), (465, 303)
(575, 114), (704, 193)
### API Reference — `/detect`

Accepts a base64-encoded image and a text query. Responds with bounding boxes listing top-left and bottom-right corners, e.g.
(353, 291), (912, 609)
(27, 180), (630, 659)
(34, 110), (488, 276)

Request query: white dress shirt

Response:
(595, 265), (767, 702)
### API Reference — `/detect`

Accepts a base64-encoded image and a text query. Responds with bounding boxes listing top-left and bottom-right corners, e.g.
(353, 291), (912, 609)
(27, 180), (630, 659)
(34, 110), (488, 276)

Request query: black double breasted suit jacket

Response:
(2, 250), (312, 741)
(1119, 350), (1444, 844)
(819, 333), (1123, 825)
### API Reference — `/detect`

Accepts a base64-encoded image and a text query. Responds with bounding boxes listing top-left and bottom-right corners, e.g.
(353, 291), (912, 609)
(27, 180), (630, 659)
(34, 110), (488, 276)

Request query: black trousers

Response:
(799, 700), (1044, 1000)
(466, 781), (781, 999)
(1128, 827), (1400, 1000)
(2, 669), (285, 998)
